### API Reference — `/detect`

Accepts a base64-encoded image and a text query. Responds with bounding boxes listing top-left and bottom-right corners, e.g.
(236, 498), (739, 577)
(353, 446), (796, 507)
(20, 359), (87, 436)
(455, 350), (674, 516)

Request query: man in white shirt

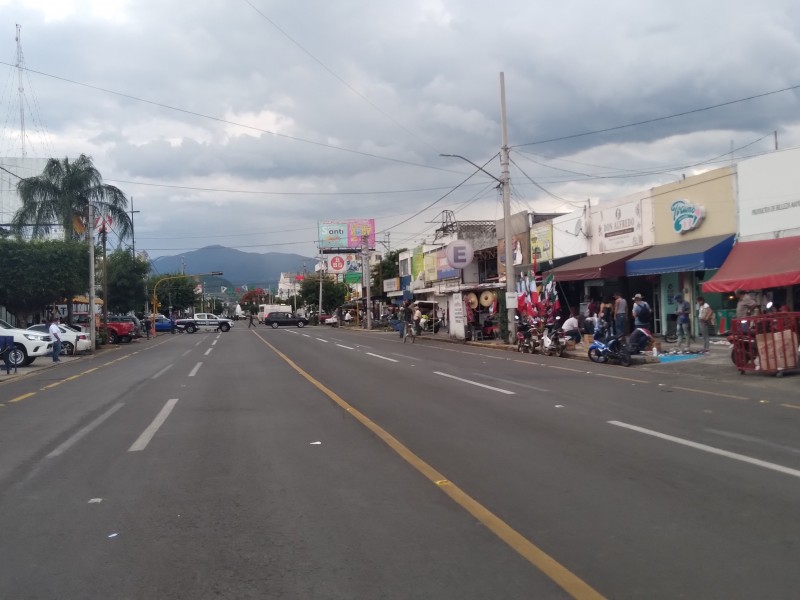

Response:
(48, 316), (62, 362)
(562, 310), (582, 344)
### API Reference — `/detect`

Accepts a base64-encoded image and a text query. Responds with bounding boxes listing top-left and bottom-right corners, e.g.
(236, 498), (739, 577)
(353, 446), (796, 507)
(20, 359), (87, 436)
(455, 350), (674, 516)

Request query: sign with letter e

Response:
(445, 240), (474, 269)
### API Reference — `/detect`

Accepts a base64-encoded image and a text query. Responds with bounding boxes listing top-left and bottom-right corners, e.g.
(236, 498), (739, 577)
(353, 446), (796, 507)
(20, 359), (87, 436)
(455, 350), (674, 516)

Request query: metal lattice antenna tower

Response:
(16, 24), (25, 157)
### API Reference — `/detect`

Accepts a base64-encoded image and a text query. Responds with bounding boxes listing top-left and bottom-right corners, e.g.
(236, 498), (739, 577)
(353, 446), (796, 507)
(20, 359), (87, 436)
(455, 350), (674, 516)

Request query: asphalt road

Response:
(1, 325), (799, 599)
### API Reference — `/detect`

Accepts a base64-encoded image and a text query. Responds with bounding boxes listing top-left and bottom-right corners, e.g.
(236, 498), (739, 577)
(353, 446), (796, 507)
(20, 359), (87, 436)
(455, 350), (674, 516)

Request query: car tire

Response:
(297, 321), (305, 328)
(9, 344), (28, 368)
(61, 341), (74, 356)
(271, 322), (279, 329)
(121, 336), (131, 343)
(185, 324), (197, 334)
(108, 331), (119, 344)
(220, 323), (231, 332)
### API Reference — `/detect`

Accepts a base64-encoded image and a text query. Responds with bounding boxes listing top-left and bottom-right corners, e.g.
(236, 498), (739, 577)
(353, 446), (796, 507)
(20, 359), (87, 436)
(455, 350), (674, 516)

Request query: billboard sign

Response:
(324, 253), (362, 274)
(319, 219), (376, 250)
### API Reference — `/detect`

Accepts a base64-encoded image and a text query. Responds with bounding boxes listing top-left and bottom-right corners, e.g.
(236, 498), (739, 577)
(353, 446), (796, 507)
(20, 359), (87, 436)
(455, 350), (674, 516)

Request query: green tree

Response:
(0, 239), (88, 325)
(12, 154), (132, 242)
(106, 249), (149, 314)
(371, 248), (405, 292)
(300, 274), (348, 313)
(11, 154), (132, 324)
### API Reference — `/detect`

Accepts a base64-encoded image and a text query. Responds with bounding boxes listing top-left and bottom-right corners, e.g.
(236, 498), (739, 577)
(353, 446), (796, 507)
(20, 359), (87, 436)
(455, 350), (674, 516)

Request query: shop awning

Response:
(626, 234), (734, 276)
(702, 236), (800, 292)
(546, 248), (647, 281)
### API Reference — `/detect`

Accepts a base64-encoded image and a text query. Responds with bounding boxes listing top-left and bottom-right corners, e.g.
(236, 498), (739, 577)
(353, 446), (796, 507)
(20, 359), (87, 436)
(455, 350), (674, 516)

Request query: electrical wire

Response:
(512, 83), (800, 148)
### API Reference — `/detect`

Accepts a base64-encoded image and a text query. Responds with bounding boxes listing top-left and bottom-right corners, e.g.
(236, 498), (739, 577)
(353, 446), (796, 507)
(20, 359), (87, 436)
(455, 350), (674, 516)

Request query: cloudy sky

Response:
(1, 0), (799, 261)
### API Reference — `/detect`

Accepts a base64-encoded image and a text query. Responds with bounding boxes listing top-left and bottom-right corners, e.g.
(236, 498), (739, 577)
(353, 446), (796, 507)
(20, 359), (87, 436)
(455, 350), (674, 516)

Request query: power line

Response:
(0, 60), (454, 174)
(513, 83), (800, 148)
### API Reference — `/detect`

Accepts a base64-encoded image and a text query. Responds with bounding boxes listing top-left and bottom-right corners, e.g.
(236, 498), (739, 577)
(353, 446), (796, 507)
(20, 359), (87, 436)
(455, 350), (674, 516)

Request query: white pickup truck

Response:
(175, 313), (233, 333)
(0, 318), (54, 367)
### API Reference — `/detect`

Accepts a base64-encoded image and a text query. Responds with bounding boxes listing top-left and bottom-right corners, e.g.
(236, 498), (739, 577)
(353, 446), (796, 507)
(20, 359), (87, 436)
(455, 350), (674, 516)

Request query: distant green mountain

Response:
(150, 245), (315, 290)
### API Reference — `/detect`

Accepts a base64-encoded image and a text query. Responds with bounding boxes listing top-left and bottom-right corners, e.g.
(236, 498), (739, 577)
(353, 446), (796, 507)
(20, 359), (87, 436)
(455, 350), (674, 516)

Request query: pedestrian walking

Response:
(248, 313), (255, 328)
(48, 316), (62, 362)
(144, 314), (152, 339)
(674, 294), (691, 351)
(697, 296), (715, 352)
(170, 313), (177, 334)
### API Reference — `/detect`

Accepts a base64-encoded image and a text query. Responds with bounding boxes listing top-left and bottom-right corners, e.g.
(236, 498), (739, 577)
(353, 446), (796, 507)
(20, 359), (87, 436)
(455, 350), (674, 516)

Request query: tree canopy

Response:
(0, 238), (88, 325)
(106, 249), (150, 314)
(12, 154), (132, 242)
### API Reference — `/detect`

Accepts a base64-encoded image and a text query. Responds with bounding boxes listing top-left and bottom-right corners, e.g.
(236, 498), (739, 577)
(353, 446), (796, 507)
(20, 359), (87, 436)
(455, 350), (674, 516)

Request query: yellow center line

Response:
(10, 392), (35, 403)
(672, 386), (750, 400)
(65, 374), (81, 381)
(782, 403), (800, 411)
(42, 381), (63, 389)
(82, 368), (99, 374)
(258, 335), (606, 600)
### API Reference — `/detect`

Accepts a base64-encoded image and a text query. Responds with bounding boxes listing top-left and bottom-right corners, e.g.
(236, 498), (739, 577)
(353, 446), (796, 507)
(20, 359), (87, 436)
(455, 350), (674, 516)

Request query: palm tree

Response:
(11, 154), (133, 323)
(12, 154), (132, 241)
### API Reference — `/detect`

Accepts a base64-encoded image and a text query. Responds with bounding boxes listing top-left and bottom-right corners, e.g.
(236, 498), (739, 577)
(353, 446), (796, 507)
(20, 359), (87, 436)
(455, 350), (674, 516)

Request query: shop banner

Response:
(530, 222), (553, 264)
(436, 249), (459, 280)
(423, 252), (437, 283)
(323, 253), (362, 274)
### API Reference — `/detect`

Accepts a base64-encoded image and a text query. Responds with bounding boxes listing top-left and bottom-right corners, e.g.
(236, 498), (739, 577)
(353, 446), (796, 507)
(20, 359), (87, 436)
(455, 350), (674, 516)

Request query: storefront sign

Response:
(445, 240), (474, 269)
(423, 252), (437, 283)
(598, 201), (643, 251)
(436, 249), (459, 280)
(383, 277), (400, 292)
(671, 199), (706, 233)
(530, 222), (553, 263)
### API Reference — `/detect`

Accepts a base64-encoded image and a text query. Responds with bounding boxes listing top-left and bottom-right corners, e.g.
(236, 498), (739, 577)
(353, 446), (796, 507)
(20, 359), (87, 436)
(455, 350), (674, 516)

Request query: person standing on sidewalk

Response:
(613, 292), (628, 337)
(48, 316), (62, 362)
(144, 314), (152, 339)
(697, 296), (715, 353)
(674, 294), (691, 352)
(631, 293), (651, 329)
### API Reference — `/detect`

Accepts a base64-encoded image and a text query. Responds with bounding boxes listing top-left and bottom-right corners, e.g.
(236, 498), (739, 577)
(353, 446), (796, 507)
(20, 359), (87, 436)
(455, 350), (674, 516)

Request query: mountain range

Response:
(150, 245), (315, 288)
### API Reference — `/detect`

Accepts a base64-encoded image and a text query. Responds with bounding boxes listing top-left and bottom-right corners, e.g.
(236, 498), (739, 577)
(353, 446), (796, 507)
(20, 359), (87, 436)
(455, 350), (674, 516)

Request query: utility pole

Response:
(15, 25), (26, 157)
(88, 202), (96, 352)
(101, 222), (109, 324)
(499, 72), (516, 343)
(362, 235), (372, 330)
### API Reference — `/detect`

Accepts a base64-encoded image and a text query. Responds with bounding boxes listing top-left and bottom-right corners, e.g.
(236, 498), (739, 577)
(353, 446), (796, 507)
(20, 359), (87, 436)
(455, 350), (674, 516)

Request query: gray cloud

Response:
(2, 0), (800, 258)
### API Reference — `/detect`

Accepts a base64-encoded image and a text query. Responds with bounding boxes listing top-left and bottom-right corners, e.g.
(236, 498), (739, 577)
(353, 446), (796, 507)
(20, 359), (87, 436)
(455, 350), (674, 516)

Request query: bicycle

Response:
(403, 321), (416, 343)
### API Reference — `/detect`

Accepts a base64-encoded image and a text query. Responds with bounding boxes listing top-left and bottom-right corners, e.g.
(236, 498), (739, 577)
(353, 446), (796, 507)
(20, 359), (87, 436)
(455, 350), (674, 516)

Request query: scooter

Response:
(588, 332), (632, 366)
(540, 317), (567, 357)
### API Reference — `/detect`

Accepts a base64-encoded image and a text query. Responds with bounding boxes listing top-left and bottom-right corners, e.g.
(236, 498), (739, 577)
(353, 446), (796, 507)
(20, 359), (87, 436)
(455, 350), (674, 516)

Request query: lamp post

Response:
(152, 271), (222, 336)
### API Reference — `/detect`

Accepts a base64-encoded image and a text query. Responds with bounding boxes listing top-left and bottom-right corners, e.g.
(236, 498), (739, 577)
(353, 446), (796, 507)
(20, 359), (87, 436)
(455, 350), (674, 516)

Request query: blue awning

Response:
(626, 234), (735, 276)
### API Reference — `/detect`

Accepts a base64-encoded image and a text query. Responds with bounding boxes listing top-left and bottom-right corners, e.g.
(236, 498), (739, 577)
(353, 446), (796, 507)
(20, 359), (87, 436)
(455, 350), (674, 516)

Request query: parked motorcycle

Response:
(417, 315), (442, 335)
(589, 327), (631, 367)
(516, 319), (538, 353)
(540, 317), (567, 357)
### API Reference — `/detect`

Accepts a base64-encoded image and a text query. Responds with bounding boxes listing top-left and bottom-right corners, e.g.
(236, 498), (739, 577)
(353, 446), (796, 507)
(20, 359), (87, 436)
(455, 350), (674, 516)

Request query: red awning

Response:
(702, 236), (800, 292)
(546, 248), (647, 281)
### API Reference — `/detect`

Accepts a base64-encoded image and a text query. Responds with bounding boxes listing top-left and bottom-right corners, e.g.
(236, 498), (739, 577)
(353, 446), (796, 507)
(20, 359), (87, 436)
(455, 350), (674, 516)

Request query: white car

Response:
(0, 318), (53, 367)
(28, 324), (91, 355)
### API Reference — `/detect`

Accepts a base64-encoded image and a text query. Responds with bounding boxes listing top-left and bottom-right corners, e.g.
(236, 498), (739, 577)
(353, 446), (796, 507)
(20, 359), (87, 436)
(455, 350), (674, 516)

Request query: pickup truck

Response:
(0, 318), (54, 367)
(176, 313), (233, 333)
(101, 319), (137, 344)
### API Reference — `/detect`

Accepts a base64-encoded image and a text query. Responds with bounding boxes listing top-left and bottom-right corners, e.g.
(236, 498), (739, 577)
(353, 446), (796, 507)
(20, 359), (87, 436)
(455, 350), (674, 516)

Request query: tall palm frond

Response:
(12, 154), (132, 242)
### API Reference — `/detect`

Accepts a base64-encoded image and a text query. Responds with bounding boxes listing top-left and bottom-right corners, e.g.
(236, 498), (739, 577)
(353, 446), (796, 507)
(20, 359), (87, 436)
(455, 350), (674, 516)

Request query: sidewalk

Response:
(409, 330), (798, 382)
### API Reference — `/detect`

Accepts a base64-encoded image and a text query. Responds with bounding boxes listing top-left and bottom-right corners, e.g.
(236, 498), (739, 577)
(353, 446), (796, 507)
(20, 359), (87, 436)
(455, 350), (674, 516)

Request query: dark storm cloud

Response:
(2, 0), (800, 258)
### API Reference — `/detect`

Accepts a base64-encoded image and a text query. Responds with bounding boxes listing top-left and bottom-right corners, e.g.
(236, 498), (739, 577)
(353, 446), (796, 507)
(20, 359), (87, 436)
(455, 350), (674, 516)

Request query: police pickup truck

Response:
(175, 313), (233, 333)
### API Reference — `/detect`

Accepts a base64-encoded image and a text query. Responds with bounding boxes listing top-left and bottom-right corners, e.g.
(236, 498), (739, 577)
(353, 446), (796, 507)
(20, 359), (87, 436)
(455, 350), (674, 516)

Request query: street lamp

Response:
(152, 271), (223, 336)
(441, 149), (515, 343)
